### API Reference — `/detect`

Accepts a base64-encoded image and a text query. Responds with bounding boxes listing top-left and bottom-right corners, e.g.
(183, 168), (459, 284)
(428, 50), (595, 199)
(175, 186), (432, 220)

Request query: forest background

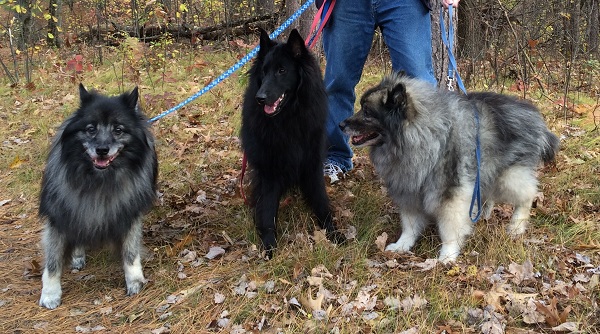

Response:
(0, 0), (599, 333)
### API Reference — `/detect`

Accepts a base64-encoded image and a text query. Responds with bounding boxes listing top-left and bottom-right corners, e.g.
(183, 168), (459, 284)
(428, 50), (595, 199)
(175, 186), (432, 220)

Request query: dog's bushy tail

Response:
(542, 130), (560, 164)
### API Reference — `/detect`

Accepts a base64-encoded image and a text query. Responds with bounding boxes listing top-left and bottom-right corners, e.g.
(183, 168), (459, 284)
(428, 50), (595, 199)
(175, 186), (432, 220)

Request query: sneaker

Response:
(323, 161), (345, 184)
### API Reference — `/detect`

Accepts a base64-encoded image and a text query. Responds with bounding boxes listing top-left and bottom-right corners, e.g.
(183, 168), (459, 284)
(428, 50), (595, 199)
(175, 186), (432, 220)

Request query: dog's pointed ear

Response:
(79, 83), (93, 105)
(387, 81), (419, 121)
(123, 87), (139, 111)
(286, 29), (307, 58)
(386, 82), (407, 110)
(258, 28), (276, 58)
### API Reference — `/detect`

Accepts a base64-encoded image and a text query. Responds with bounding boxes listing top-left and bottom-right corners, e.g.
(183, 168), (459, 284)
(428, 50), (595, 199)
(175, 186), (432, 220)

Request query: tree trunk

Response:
(131, 0), (140, 38)
(47, 0), (61, 47)
(431, 0), (458, 90)
(284, 0), (315, 39)
(15, 0), (33, 50)
(587, 0), (599, 56)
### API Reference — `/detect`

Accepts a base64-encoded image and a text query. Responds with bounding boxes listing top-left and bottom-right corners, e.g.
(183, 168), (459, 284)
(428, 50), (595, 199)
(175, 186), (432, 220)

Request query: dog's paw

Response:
(438, 244), (460, 264)
(39, 290), (62, 309)
(385, 233), (417, 253)
(40, 271), (62, 309)
(437, 254), (458, 265)
(71, 257), (86, 271)
(126, 278), (146, 296)
(507, 220), (527, 236)
(328, 230), (347, 245)
(71, 247), (86, 270)
(263, 248), (275, 260)
(260, 233), (277, 259)
(385, 241), (412, 253)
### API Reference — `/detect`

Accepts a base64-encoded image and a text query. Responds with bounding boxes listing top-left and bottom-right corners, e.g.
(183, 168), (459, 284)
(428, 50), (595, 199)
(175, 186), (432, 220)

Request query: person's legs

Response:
(376, 0), (437, 85)
(322, 0), (376, 173)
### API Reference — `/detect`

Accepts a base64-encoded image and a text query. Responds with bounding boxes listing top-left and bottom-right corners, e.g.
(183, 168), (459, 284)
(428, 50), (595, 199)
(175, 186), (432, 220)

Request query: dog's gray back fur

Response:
(366, 73), (558, 212)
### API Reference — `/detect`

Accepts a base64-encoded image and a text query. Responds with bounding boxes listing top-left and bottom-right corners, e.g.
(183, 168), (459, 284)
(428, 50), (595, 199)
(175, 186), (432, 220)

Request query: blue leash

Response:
(148, 0), (317, 123)
(440, 5), (482, 222)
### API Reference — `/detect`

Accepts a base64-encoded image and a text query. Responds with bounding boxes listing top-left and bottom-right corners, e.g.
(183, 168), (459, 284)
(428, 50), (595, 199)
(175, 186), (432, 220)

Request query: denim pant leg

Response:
(322, 0), (376, 172)
(376, 0), (437, 85)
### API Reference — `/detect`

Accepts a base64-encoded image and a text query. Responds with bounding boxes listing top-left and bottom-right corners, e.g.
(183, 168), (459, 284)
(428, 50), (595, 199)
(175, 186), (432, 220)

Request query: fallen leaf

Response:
(383, 296), (401, 310)
(343, 225), (357, 240)
(99, 306), (112, 315)
(306, 276), (323, 286)
(375, 232), (388, 252)
(299, 288), (324, 312)
(354, 289), (377, 312)
(214, 292), (225, 304)
(399, 294), (428, 312)
(484, 284), (509, 311)
(508, 259), (536, 285)
(166, 234), (194, 257)
(128, 311), (145, 323)
(311, 264), (333, 278)
(180, 250), (197, 263)
(480, 306), (506, 334)
(75, 325), (107, 333)
(9, 155), (26, 169)
(552, 321), (579, 332)
(534, 297), (571, 327)
(312, 229), (328, 243)
(24, 259), (42, 278)
(151, 325), (171, 334)
(205, 246), (225, 259)
(412, 258), (439, 271)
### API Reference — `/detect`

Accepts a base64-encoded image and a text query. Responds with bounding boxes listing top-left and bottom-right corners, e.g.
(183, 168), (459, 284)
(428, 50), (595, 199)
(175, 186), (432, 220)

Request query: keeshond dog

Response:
(340, 72), (559, 263)
(240, 28), (344, 258)
(39, 84), (158, 309)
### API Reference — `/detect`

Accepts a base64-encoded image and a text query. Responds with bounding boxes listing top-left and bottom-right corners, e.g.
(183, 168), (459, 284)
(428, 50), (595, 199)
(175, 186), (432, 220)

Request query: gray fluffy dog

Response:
(39, 85), (157, 309)
(340, 72), (559, 263)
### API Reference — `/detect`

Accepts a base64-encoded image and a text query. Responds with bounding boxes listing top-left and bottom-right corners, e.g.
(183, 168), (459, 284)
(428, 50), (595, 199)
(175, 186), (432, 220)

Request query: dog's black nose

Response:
(339, 120), (346, 130)
(255, 93), (266, 105)
(96, 147), (109, 156)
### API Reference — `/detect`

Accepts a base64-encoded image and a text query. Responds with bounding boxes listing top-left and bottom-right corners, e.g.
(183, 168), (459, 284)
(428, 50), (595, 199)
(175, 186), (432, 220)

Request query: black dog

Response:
(240, 28), (344, 258)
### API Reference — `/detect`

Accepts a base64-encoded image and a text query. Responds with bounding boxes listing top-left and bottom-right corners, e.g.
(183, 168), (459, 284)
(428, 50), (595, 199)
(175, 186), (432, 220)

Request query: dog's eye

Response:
(86, 125), (96, 135)
(113, 126), (124, 135)
(278, 67), (286, 74)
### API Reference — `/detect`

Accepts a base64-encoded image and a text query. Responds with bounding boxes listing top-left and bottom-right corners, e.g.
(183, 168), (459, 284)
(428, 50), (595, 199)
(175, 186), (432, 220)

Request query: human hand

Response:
(442, 0), (459, 8)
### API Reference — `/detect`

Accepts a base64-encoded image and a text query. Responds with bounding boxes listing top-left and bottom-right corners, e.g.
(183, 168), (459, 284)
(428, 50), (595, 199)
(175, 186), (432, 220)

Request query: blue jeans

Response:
(322, 0), (436, 172)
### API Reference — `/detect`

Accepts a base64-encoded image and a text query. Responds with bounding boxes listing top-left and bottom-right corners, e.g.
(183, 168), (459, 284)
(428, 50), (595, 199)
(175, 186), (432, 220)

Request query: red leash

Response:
(306, 0), (336, 49)
(240, 153), (249, 205)
(240, 0), (336, 205)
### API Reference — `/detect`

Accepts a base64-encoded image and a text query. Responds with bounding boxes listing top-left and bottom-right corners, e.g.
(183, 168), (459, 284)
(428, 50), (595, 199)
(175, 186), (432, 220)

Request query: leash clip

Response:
(446, 75), (455, 91)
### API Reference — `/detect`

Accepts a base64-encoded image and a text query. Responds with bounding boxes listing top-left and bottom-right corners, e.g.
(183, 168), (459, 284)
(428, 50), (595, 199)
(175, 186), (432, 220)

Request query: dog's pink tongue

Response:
(264, 104), (276, 115)
(352, 135), (363, 143)
(94, 158), (110, 168)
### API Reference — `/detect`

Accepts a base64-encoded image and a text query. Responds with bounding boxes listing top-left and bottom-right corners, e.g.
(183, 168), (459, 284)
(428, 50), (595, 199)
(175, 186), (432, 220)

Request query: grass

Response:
(0, 41), (599, 333)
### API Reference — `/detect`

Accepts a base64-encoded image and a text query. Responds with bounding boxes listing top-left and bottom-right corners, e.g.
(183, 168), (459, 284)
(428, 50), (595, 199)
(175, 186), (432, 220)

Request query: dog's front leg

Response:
(71, 246), (86, 270)
(40, 224), (65, 309)
(385, 210), (427, 253)
(254, 179), (283, 259)
(436, 194), (473, 263)
(122, 219), (146, 295)
(299, 168), (345, 244)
